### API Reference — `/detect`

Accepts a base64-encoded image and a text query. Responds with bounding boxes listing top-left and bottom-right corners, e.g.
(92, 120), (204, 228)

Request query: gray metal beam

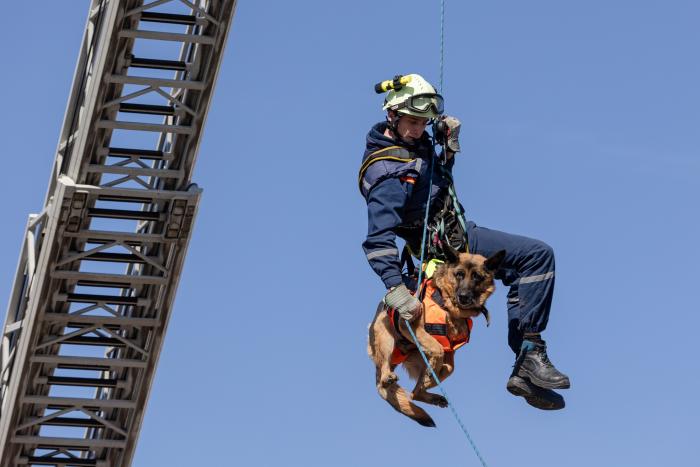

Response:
(119, 29), (216, 45)
(30, 355), (148, 369)
(12, 436), (126, 449)
(105, 74), (207, 91)
(22, 396), (136, 410)
(50, 270), (168, 286)
(0, 0), (239, 464)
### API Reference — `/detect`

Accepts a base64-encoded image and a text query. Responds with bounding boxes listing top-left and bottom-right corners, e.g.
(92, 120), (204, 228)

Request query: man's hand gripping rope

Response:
(384, 284), (422, 322)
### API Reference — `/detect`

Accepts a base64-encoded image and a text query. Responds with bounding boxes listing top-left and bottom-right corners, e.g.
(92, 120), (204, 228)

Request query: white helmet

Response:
(382, 74), (444, 119)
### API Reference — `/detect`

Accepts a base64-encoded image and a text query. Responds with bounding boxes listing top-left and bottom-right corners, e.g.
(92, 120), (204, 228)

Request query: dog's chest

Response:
(446, 317), (471, 342)
(428, 285), (472, 344)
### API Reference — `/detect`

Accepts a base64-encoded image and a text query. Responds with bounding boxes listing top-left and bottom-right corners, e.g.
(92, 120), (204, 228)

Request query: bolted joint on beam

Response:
(165, 198), (198, 240)
(59, 191), (90, 233)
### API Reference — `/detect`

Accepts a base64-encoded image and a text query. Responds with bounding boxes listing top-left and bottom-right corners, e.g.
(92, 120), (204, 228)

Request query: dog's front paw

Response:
(381, 372), (398, 387)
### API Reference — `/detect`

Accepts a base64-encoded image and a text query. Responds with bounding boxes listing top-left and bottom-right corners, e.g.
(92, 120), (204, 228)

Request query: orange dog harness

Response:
(388, 280), (473, 366)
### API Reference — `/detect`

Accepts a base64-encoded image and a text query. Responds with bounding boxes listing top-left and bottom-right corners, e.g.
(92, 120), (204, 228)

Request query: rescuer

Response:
(359, 73), (571, 410)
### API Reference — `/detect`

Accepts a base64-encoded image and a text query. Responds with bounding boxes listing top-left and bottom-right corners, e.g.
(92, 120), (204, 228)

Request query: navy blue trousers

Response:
(465, 222), (555, 355)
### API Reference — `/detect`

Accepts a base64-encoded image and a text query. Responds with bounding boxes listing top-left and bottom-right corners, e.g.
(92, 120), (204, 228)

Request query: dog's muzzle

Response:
(457, 295), (490, 326)
(457, 293), (475, 308)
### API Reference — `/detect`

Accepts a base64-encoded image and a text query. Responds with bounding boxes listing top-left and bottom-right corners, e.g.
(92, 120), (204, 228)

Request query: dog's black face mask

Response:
(453, 250), (505, 305)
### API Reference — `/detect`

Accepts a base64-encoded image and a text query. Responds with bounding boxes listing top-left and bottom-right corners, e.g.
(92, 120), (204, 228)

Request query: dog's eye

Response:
(472, 272), (484, 283)
(454, 271), (465, 280)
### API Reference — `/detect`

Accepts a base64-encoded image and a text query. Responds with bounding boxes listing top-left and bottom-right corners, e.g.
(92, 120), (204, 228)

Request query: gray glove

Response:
(441, 115), (461, 154)
(384, 284), (422, 322)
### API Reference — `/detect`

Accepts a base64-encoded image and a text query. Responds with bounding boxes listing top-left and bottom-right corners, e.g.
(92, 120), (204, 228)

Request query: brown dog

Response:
(368, 248), (505, 427)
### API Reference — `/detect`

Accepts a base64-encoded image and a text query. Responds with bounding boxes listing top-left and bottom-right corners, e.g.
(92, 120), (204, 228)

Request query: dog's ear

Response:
(442, 242), (461, 264)
(484, 249), (506, 272)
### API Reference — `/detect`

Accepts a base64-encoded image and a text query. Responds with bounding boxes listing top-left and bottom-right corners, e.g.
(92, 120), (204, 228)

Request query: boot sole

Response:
(517, 367), (571, 390)
(507, 376), (565, 411)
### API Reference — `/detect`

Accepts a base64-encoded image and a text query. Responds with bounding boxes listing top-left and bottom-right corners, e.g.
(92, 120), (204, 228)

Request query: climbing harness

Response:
(426, 166), (469, 257)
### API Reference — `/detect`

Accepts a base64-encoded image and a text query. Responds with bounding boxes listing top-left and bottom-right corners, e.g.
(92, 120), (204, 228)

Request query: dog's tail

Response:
(379, 383), (436, 428)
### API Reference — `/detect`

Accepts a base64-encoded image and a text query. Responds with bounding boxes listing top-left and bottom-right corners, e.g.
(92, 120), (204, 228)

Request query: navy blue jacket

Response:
(360, 122), (454, 288)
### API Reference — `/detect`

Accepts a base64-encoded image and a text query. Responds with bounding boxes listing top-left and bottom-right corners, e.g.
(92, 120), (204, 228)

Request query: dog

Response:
(368, 247), (505, 427)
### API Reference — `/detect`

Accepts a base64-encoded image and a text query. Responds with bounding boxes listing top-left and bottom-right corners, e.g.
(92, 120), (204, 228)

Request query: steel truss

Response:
(0, 1), (237, 465)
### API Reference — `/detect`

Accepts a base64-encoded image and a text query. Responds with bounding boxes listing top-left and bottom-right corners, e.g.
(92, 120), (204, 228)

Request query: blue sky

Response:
(1, 1), (699, 466)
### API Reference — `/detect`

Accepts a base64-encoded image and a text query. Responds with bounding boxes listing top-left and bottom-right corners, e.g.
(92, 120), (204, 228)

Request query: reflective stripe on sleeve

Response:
(518, 271), (555, 284)
(366, 248), (399, 260)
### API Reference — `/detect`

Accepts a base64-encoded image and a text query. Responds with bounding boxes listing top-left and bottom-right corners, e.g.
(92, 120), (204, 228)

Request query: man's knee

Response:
(529, 240), (555, 267)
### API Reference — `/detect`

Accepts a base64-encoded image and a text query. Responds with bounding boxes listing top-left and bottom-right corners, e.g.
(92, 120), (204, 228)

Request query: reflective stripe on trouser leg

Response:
(519, 271), (554, 284)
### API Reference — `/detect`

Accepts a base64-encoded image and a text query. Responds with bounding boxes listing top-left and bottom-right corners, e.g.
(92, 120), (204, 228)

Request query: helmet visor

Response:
(409, 94), (444, 114)
(390, 93), (444, 116)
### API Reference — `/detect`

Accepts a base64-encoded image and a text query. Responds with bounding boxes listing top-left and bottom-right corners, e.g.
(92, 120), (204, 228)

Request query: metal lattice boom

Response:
(0, 1), (237, 465)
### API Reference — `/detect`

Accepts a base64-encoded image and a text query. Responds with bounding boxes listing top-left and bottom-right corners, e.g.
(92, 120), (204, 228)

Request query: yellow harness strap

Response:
(357, 146), (415, 192)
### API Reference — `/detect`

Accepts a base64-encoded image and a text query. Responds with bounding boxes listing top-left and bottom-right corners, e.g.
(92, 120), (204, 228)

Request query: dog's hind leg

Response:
(405, 353), (449, 409)
(411, 383), (448, 408)
(368, 309), (398, 389)
(369, 314), (437, 427)
(383, 382), (437, 427)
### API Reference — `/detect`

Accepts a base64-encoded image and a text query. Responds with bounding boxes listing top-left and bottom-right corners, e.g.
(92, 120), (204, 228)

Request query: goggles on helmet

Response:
(388, 93), (444, 116)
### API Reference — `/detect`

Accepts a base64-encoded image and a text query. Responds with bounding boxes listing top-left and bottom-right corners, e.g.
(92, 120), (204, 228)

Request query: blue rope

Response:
(400, 4), (489, 461)
(439, 0), (445, 93)
(402, 160), (489, 466)
(404, 323), (488, 467)
(403, 163), (488, 467)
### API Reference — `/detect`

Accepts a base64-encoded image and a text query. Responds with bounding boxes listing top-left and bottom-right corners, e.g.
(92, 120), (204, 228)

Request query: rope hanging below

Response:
(403, 2), (490, 466)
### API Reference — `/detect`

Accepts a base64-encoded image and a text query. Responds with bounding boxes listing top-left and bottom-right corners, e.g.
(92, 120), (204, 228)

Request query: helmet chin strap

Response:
(386, 113), (421, 149)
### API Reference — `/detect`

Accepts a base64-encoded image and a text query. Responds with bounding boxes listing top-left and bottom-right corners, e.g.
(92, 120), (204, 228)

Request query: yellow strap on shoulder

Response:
(357, 146), (414, 191)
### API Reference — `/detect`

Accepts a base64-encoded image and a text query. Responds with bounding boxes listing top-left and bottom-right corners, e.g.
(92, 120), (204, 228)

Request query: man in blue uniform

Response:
(360, 74), (570, 410)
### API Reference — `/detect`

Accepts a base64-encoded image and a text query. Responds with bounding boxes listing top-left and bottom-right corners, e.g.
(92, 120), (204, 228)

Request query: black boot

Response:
(515, 339), (570, 390)
(506, 375), (565, 410)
